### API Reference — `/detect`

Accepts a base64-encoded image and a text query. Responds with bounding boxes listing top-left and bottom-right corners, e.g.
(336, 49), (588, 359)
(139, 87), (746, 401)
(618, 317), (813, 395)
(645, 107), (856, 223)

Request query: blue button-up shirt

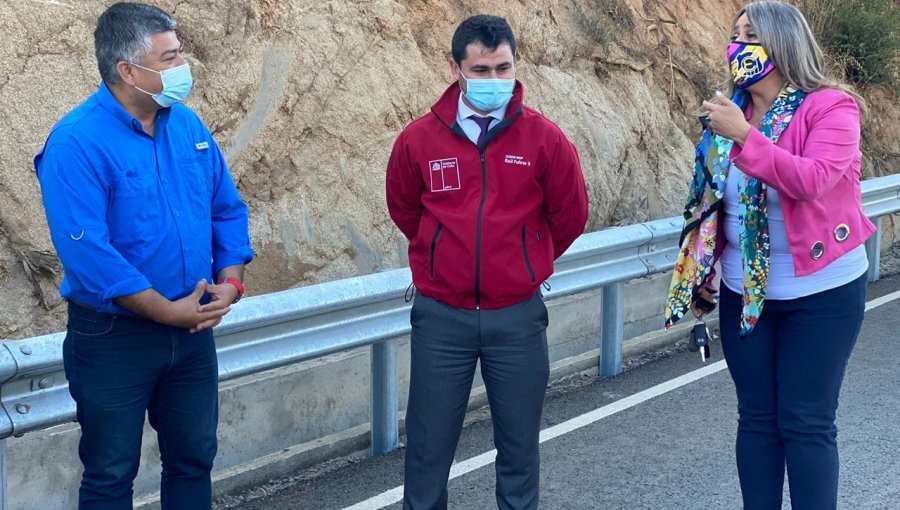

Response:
(35, 83), (253, 314)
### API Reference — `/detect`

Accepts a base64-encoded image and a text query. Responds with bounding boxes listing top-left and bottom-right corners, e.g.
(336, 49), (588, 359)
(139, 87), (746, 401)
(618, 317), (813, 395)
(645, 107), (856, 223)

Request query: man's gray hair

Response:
(94, 2), (177, 85)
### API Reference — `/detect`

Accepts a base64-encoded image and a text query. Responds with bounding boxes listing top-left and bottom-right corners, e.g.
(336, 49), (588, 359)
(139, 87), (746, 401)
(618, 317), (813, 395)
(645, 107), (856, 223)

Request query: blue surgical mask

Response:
(460, 71), (514, 112)
(131, 62), (194, 108)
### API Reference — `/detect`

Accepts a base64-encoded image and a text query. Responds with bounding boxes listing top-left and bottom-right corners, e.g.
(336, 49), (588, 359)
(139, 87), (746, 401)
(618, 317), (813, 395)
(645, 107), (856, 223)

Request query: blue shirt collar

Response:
(95, 82), (153, 133)
(456, 92), (507, 123)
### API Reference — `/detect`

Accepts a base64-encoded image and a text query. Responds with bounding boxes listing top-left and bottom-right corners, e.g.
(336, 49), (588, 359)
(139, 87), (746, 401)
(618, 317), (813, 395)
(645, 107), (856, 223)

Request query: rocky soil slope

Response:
(1, 0), (897, 338)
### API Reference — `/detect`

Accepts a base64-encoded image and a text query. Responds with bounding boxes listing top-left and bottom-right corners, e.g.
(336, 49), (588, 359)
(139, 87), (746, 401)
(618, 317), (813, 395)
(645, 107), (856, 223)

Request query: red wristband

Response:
(217, 276), (245, 302)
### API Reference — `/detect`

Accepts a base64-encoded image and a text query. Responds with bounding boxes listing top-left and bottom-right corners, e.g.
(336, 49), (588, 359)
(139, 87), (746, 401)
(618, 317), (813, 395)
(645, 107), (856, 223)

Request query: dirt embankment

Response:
(1, 0), (897, 338)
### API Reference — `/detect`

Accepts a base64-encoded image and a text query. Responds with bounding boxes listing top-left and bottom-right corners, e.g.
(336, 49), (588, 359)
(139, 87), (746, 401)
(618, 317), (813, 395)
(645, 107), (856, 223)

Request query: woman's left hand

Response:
(702, 92), (752, 146)
(691, 287), (717, 320)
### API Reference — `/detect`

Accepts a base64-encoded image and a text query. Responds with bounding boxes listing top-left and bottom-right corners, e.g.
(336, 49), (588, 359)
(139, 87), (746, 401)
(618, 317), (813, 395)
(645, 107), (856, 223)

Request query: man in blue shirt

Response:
(34, 3), (253, 508)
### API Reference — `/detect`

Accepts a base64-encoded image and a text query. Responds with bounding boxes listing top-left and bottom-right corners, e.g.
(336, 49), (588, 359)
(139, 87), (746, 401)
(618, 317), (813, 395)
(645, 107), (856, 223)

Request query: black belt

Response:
(68, 300), (96, 310)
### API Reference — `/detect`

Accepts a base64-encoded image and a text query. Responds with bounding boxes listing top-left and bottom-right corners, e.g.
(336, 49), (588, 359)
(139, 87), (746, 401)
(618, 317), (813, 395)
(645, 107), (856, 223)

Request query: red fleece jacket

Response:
(386, 81), (589, 309)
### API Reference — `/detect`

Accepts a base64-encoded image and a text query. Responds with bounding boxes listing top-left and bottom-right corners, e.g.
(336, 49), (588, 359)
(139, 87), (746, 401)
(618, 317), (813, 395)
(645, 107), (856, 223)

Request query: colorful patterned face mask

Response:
(728, 42), (776, 89)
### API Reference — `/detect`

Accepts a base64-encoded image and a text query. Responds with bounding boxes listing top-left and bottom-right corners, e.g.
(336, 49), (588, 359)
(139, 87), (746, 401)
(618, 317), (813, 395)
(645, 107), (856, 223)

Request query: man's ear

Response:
(117, 61), (137, 87)
(449, 58), (461, 82)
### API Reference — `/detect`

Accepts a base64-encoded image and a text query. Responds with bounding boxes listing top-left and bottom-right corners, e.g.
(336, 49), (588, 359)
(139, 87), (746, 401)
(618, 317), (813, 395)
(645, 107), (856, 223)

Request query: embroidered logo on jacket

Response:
(428, 158), (461, 192)
(504, 154), (532, 167)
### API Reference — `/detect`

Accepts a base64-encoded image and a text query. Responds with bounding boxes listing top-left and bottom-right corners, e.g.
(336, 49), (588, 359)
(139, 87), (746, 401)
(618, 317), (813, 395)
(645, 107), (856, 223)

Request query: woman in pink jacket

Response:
(665, 2), (873, 509)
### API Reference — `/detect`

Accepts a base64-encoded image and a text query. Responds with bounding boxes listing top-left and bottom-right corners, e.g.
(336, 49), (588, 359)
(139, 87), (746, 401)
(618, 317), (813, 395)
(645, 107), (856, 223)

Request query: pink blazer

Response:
(725, 88), (875, 276)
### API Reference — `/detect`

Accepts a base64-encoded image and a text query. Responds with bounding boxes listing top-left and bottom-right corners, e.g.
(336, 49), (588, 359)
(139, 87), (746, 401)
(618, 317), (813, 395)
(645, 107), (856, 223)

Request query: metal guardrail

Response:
(861, 175), (900, 281)
(0, 174), (898, 508)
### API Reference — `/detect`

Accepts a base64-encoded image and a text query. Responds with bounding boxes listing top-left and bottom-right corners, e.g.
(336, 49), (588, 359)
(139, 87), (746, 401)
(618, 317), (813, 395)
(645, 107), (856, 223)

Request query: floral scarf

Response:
(665, 86), (806, 336)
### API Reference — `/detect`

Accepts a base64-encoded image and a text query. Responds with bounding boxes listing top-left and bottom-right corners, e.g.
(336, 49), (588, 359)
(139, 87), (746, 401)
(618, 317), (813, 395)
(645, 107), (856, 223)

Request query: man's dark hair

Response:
(94, 2), (177, 85)
(451, 15), (517, 65)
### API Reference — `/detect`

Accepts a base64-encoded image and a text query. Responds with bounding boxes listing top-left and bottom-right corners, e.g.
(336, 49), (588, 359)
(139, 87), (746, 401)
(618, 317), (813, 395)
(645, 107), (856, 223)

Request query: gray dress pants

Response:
(403, 292), (550, 510)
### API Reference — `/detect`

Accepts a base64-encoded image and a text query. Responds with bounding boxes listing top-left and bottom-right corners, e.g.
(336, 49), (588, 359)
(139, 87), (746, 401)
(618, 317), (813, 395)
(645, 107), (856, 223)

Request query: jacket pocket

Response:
(521, 225), (536, 283)
(430, 223), (443, 278)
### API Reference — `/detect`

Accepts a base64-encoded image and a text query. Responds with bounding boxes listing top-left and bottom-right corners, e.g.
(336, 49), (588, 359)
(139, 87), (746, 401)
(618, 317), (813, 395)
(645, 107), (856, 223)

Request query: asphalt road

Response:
(216, 275), (900, 510)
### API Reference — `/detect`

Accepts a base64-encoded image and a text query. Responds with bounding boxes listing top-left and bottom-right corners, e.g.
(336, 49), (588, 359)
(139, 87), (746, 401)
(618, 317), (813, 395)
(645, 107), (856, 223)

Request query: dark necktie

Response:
(470, 115), (493, 147)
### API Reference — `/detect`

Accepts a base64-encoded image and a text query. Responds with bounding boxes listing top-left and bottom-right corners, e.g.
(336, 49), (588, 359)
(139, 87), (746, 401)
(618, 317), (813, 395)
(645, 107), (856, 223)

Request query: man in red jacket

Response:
(386, 14), (589, 510)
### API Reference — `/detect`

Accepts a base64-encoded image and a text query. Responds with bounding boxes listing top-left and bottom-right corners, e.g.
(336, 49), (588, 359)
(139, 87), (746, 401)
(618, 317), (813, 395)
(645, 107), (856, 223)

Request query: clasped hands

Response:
(168, 280), (240, 333)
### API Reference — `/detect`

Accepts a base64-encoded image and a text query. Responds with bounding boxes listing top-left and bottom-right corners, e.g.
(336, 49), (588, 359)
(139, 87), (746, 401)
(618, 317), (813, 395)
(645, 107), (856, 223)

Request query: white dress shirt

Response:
(455, 93), (508, 145)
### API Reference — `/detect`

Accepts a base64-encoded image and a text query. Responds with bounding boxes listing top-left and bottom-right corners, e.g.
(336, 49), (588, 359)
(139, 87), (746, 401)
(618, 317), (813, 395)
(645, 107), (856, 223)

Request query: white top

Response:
(455, 93), (507, 145)
(721, 164), (868, 300)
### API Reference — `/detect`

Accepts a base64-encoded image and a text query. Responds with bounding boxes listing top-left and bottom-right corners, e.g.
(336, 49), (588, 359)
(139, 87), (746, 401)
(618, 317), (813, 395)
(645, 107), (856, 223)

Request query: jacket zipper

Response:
(521, 225), (536, 283)
(430, 223), (443, 278)
(432, 106), (522, 310)
(474, 151), (487, 309)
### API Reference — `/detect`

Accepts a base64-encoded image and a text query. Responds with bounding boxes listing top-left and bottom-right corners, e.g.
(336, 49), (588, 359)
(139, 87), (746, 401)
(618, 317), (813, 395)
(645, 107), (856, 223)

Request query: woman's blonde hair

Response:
(729, 1), (864, 108)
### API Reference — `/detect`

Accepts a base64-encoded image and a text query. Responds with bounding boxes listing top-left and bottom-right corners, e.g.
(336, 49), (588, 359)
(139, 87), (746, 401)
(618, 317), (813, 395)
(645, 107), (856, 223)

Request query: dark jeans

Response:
(63, 303), (219, 510)
(403, 293), (549, 510)
(720, 273), (867, 510)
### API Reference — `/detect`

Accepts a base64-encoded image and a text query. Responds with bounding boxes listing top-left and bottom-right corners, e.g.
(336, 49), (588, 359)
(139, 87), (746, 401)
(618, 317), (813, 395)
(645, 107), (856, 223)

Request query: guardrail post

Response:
(600, 282), (625, 377)
(866, 217), (883, 282)
(370, 339), (399, 456)
(1, 438), (8, 510)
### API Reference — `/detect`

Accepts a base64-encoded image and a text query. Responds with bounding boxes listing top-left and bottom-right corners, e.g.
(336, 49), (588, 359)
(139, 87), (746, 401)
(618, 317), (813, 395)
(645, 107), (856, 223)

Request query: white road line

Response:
(538, 361), (726, 443)
(865, 289), (900, 311)
(345, 363), (726, 510)
(343, 487), (405, 510)
(343, 288), (900, 510)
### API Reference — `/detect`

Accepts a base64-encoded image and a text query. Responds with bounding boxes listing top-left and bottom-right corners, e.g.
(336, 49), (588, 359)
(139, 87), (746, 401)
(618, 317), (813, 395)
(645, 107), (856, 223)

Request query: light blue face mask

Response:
(460, 71), (514, 113)
(131, 62), (194, 108)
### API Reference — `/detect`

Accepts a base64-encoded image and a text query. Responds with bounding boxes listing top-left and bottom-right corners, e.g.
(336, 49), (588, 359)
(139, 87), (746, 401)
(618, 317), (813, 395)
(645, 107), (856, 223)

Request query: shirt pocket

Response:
(109, 167), (162, 245)
(177, 154), (213, 220)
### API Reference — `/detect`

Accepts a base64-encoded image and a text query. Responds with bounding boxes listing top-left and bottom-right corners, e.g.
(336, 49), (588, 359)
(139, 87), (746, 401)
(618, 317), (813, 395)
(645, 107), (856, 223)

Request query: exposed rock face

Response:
(1, 0), (897, 338)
